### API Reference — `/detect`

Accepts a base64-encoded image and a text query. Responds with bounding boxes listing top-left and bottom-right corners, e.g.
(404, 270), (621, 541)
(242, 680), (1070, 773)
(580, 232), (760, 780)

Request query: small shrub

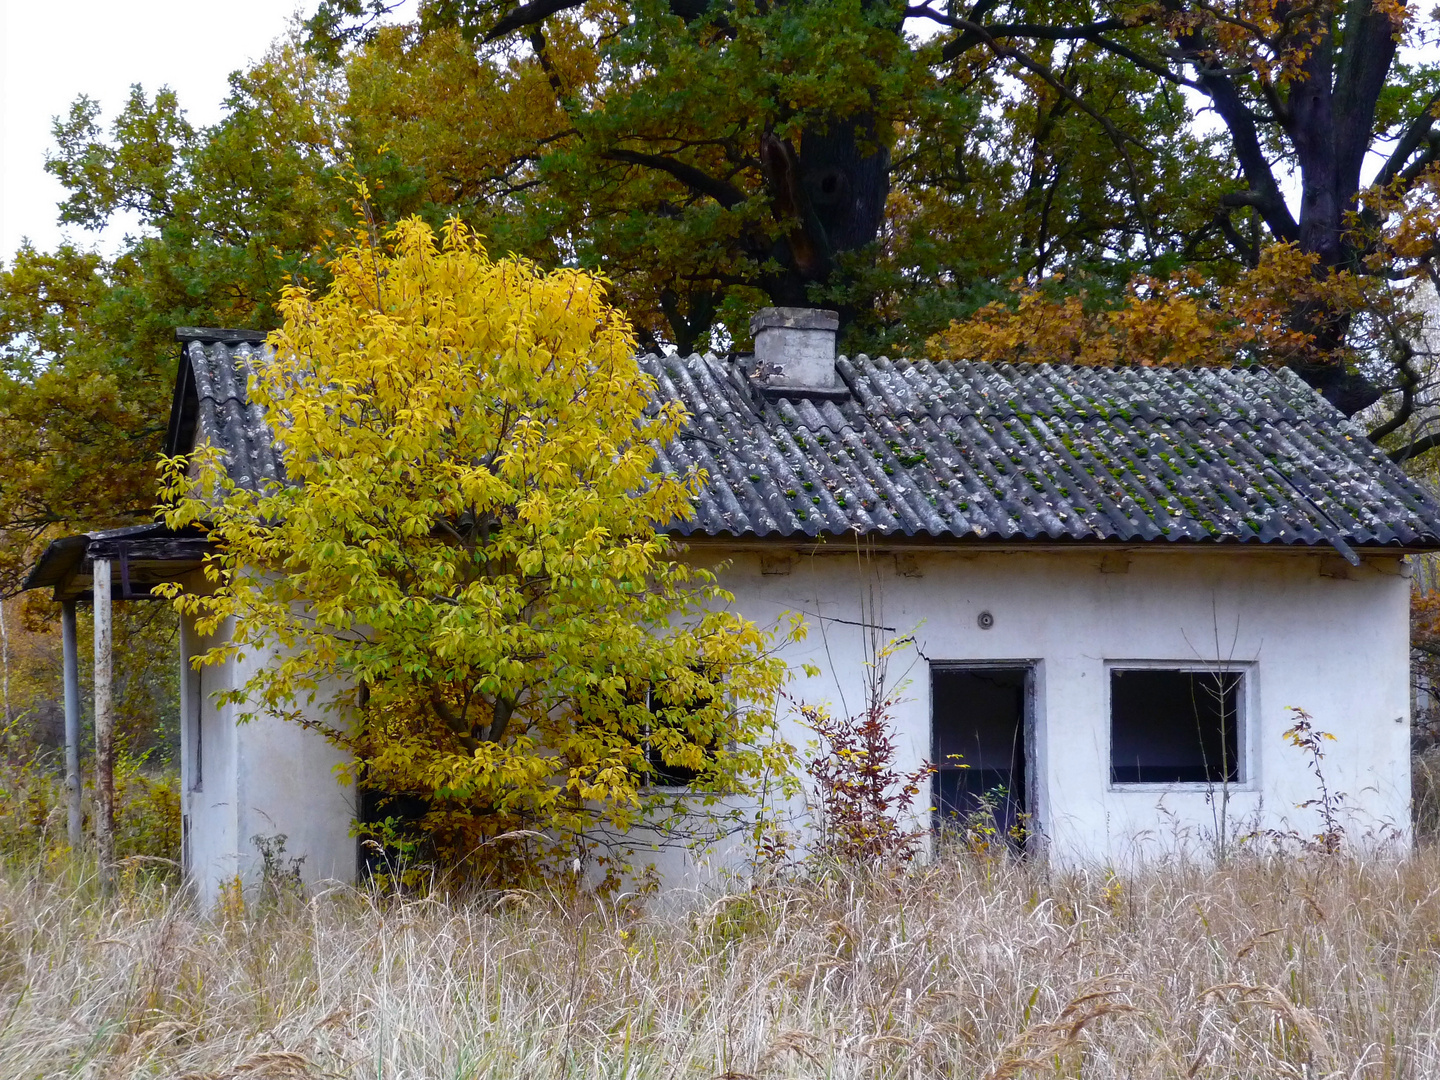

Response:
(252, 833), (306, 903)
(0, 715), (67, 861)
(114, 752), (181, 867)
(1283, 707), (1347, 853)
(0, 714), (179, 876)
(950, 783), (1033, 857)
(800, 649), (934, 865)
(1248, 707), (1348, 854)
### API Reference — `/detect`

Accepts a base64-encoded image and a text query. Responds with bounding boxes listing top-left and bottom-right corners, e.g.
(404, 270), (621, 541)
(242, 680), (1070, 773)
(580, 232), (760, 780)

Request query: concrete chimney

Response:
(750, 307), (841, 393)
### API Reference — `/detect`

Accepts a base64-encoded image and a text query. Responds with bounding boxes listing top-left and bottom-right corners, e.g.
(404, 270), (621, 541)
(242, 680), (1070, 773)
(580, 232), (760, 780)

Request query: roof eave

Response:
(668, 530), (1440, 556)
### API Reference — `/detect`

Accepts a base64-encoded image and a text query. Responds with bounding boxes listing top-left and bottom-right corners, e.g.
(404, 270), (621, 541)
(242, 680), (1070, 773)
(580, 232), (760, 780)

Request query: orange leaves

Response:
(928, 273), (1224, 369)
(1371, 0), (1411, 33)
(927, 244), (1369, 371)
(1359, 162), (1440, 272)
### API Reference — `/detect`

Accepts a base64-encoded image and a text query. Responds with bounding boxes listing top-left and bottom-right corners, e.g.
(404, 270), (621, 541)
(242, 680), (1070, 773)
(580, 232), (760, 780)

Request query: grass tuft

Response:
(3, 848), (1440, 1077)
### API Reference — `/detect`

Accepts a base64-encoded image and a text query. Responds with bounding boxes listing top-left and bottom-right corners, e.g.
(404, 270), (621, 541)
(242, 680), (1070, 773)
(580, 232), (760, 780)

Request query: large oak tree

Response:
(7, 0), (1440, 595)
(306, 0), (1223, 351)
(311, 0), (1440, 415)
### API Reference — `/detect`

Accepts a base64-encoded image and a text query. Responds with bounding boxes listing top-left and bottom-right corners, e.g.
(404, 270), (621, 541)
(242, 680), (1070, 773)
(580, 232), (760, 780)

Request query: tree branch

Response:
(1088, 34), (1200, 91)
(431, 689), (479, 753)
(1215, 210), (1260, 266)
(1374, 91), (1440, 192)
(601, 149), (748, 209)
(1333, 0), (1405, 203)
(1367, 340), (1419, 444)
(1388, 428), (1440, 463)
(485, 695), (515, 742)
(937, 15), (1158, 253)
(1173, 31), (1299, 243)
(529, 26), (566, 104)
(484, 0), (586, 40)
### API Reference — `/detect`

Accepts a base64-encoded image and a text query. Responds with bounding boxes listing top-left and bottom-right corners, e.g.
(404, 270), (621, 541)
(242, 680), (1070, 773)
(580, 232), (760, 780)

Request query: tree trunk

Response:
(1194, 5), (1401, 416)
(760, 117), (890, 313)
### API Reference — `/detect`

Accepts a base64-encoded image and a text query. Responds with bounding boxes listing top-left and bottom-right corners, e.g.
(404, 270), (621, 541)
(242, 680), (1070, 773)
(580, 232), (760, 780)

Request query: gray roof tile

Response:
(171, 337), (1440, 553)
(647, 352), (1440, 552)
(180, 339), (286, 490)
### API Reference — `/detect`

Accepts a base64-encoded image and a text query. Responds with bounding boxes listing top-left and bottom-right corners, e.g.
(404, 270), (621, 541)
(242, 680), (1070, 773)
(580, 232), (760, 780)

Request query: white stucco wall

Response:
(179, 613), (358, 906)
(179, 615), (239, 900)
(181, 543), (1414, 898)
(696, 543), (1413, 868)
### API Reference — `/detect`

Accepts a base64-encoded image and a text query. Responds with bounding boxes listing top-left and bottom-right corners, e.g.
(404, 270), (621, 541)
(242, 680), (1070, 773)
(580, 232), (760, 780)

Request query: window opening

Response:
(1110, 668), (1241, 784)
(357, 785), (433, 879)
(931, 666), (1029, 847)
(189, 663), (203, 792)
(642, 679), (718, 788)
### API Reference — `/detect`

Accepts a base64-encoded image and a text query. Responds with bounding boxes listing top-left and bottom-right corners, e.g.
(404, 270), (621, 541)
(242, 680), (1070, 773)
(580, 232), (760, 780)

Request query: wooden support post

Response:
(92, 558), (115, 895)
(61, 600), (83, 851)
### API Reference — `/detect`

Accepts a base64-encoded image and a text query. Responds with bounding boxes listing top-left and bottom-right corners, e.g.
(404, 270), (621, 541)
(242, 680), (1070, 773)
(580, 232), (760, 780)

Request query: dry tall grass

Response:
(3, 849), (1440, 1079)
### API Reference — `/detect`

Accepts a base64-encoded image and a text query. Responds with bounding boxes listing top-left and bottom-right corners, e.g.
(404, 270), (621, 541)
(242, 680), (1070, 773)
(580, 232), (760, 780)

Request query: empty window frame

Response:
(1109, 667), (1244, 785)
(644, 736), (704, 788)
(640, 679), (722, 789)
(187, 662), (203, 792)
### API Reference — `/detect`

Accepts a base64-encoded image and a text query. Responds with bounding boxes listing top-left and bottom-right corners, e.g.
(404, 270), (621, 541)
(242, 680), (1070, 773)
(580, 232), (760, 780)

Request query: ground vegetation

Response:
(3, 850), (1440, 1076)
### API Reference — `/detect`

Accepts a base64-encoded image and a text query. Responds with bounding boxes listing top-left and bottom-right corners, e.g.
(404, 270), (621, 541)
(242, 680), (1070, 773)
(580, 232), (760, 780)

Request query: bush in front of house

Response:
(159, 210), (799, 885)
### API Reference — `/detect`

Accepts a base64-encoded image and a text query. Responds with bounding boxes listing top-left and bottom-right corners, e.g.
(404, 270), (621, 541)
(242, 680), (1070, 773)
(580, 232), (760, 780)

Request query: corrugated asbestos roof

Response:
(648, 353), (1440, 553)
(167, 338), (286, 489)
(169, 335), (1440, 554)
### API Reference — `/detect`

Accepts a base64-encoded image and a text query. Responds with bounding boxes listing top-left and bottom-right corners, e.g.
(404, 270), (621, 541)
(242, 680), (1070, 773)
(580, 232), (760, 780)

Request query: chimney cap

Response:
(750, 307), (839, 336)
(749, 306), (845, 398)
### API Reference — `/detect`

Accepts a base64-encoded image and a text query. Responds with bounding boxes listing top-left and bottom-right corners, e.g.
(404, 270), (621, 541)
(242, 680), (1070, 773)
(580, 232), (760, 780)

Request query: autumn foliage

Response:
(927, 243), (1376, 372)
(159, 215), (796, 880)
(803, 694), (934, 866)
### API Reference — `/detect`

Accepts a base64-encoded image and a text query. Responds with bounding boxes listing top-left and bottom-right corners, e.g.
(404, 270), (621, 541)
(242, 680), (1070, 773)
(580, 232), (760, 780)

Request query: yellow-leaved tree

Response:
(159, 215), (797, 883)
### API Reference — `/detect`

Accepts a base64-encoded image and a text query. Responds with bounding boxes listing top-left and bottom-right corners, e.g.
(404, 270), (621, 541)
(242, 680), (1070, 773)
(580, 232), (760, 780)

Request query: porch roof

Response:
(22, 523), (211, 603)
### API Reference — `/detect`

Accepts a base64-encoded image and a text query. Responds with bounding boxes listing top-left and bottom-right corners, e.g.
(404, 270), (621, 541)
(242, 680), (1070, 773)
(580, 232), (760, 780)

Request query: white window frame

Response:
(1105, 660), (1257, 792)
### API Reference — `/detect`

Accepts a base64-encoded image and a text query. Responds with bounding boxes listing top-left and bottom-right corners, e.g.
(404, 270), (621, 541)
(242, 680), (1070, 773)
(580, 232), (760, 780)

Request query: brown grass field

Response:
(2, 846), (1439, 1079)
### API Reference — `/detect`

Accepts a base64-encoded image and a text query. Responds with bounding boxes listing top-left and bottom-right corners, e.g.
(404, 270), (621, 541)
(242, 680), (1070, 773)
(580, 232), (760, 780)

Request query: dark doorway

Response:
(932, 666), (1031, 847)
(356, 787), (434, 879)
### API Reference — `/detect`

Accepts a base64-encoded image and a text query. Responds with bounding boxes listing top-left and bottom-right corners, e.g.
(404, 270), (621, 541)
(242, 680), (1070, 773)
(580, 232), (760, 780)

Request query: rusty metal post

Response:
(61, 599), (83, 851)
(92, 559), (115, 895)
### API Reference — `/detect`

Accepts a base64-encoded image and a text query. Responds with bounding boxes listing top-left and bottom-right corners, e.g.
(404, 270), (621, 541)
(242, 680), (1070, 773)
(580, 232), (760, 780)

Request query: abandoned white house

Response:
(25, 312), (1440, 899)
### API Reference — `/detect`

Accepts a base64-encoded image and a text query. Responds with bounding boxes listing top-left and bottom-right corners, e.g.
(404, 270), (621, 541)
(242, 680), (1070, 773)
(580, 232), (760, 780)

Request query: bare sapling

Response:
(1283, 707), (1347, 853)
(1247, 706), (1348, 854)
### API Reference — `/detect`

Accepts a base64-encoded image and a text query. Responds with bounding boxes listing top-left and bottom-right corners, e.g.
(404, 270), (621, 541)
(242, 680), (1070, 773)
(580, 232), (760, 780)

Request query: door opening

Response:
(932, 665), (1032, 848)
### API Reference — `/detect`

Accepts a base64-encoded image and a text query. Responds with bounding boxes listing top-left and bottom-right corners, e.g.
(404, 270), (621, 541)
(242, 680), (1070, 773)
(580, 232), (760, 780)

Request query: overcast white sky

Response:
(0, 0), (415, 261)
